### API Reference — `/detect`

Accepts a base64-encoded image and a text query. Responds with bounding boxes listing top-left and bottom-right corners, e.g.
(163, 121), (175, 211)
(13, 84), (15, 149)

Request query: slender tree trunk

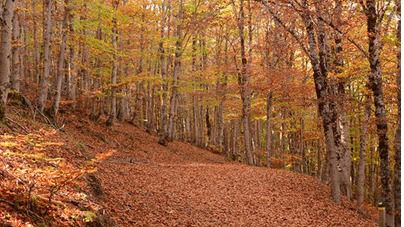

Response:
(32, 0), (40, 83)
(266, 91), (273, 167)
(217, 33), (228, 152)
(393, 0), (401, 224)
(358, 95), (371, 205)
(117, 34), (128, 121)
(224, 123), (230, 158)
(19, 13), (26, 90)
(232, 119), (240, 160)
(106, 0), (119, 126)
(191, 36), (200, 146)
(38, 0), (53, 112)
(0, 0), (15, 121)
(11, 11), (21, 92)
(300, 117), (305, 172)
(67, 9), (77, 105)
(206, 107), (211, 144)
(234, 0), (253, 165)
(199, 103), (205, 147)
(146, 82), (155, 133)
(168, 0), (183, 140)
(51, 0), (70, 119)
(158, 0), (169, 145)
(77, 2), (89, 110)
(90, 15), (103, 121)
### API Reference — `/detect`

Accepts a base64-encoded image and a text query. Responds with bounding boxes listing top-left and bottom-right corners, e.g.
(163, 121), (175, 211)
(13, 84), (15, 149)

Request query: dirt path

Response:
(94, 147), (376, 226)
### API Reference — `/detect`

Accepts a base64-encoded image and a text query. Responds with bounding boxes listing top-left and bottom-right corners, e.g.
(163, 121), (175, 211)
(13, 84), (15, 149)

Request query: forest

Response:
(0, 0), (401, 226)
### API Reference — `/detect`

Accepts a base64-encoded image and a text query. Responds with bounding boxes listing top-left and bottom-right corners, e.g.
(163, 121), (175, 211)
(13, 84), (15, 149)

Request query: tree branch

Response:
(316, 16), (369, 58)
(260, 0), (310, 57)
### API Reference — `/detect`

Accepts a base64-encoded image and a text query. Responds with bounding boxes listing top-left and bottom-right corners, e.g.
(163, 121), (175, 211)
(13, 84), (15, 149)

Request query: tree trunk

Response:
(199, 103), (205, 147)
(224, 123), (230, 158)
(158, 0), (169, 145)
(365, 1), (393, 224)
(66, 8), (77, 105)
(146, 82), (155, 133)
(0, 0), (15, 121)
(300, 0), (341, 203)
(206, 107), (211, 145)
(358, 95), (371, 205)
(191, 36), (199, 146)
(11, 11), (21, 92)
(168, 0), (183, 140)
(106, 0), (119, 126)
(32, 0), (40, 83)
(300, 117), (305, 173)
(234, 0), (253, 165)
(51, 0), (70, 119)
(332, 0), (352, 200)
(393, 0), (401, 224)
(266, 91), (273, 167)
(90, 16), (103, 121)
(232, 119), (240, 160)
(38, 0), (53, 112)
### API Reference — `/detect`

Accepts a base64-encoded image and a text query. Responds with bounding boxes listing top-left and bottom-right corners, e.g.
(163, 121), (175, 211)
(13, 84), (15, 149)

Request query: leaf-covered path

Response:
(0, 109), (378, 226)
(88, 126), (377, 226)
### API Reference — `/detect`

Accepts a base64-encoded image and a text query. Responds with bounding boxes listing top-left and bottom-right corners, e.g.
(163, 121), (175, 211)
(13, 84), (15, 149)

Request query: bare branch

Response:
(316, 16), (369, 58)
(260, 0), (310, 57)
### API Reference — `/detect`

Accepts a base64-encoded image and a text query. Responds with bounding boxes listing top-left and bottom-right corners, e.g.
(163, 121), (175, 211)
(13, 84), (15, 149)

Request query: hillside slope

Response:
(0, 106), (377, 226)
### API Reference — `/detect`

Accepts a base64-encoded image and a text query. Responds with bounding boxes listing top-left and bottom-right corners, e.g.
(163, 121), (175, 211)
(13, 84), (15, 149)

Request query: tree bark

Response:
(38, 0), (53, 112)
(232, 119), (240, 160)
(146, 82), (155, 133)
(51, 0), (70, 119)
(32, 0), (40, 83)
(90, 15), (102, 121)
(11, 10), (21, 92)
(106, 0), (119, 126)
(217, 46), (228, 152)
(365, 0), (393, 224)
(266, 91), (273, 167)
(234, 0), (253, 165)
(302, 0), (340, 203)
(158, 0), (169, 145)
(393, 0), (401, 224)
(67, 9), (77, 106)
(358, 95), (371, 205)
(0, 0), (15, 121)
(168, 0), (183, 141)
(332, 0), (352, 200)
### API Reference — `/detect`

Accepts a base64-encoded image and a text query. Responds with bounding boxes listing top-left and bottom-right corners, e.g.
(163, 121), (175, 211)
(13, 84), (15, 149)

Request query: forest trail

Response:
(0, 106), (377, 226)
(99, 158), (376, 226)
(75, 118), (377, 226)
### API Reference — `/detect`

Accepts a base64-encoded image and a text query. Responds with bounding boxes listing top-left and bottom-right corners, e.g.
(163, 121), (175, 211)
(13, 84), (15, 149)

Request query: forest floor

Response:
(0, 103), (378, 226)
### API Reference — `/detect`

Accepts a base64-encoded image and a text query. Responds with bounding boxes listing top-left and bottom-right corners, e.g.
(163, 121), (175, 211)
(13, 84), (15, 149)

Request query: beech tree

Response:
(393, 0), (400, 225)
(38, 0), (53, 112)
(51, 0), (70, 119)
(361, 0), (393, 224)
(0, 0), (15, 121)
(231, 0), (254, 165)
